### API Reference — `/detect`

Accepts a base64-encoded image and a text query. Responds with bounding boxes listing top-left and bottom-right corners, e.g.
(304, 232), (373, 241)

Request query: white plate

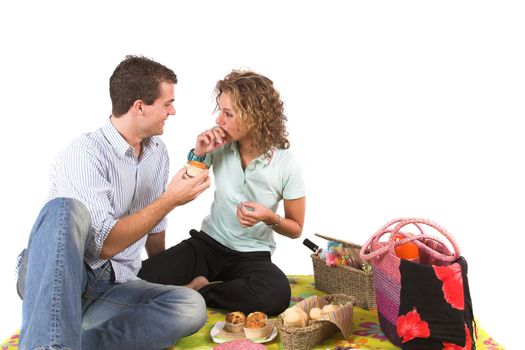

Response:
(210, 321), (278, 344)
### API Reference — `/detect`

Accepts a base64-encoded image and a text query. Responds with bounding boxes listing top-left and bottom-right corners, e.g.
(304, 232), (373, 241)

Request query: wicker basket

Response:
(311, 233), (376, 309)
(276, 294), (354, 350)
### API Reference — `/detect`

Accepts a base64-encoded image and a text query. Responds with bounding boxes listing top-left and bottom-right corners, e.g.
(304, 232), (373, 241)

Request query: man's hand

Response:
(165, 167), (211, 207)
(100, 168), (210, 259)
(194, 127), (228, 156)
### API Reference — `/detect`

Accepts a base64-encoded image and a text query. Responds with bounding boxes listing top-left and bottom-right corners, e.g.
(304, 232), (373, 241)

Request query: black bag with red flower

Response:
(360, 218), (476, 349)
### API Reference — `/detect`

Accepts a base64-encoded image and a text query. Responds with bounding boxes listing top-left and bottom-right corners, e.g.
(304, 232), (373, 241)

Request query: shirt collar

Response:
(102, 118), (158, 158)
(226, 142), (274, 166)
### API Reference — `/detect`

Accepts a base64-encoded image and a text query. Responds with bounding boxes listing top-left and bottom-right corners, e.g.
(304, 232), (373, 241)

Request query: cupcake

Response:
(184, 160), (208, 178)
(243, 312), (269, 339)
(224, 311), (245, 333)
(243, 320), (266, 339)
(246, 311), (267, 324)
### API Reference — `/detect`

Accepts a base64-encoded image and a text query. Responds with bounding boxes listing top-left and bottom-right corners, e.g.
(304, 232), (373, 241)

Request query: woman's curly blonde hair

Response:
(215, 70), (289, 159)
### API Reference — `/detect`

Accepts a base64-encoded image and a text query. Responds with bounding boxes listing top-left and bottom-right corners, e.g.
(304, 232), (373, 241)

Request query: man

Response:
(16, 55), (210, 350)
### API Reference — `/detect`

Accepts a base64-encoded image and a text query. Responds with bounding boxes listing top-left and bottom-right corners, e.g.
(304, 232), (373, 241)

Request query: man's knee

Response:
(164, 287), (207, 335)
(185, 290), (207, 332)
(44, 197), (90, 223)
(43, 197), (91, 244)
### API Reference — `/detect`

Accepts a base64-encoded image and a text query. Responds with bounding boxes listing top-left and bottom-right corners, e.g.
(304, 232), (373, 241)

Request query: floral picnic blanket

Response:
(2, 275), (505, 350)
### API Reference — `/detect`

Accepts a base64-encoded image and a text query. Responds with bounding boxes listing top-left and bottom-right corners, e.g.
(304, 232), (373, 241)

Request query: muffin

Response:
(224, 311), (245, 333)
(245, 319), (266, 329)
(184, 160), (208, 178)
(243, 312), (269, 339)
(246, 311), (267, 324)
(226, 311), (246, 324)
(243, 320), (267, 340)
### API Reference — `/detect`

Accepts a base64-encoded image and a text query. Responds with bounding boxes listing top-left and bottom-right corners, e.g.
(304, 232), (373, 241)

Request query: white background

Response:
(0, 1), (523, 349)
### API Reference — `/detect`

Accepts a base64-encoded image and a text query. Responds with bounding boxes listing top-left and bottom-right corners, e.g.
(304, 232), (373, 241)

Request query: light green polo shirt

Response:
(200, 142), (305, 254)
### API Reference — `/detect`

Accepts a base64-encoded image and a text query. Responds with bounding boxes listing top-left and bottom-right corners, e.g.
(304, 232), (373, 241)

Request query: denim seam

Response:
(97, 285), (178, 309)
(50, 199), (68, 345)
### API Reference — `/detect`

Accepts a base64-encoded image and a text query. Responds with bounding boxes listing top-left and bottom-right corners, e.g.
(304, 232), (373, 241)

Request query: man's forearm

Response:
(145, 231), (166, 257)
(99, 168), (211, 259)
(99, 194), (175, 259)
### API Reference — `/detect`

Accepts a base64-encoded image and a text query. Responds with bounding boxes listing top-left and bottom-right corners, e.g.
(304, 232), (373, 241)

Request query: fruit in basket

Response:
(393, 233), (420, 261)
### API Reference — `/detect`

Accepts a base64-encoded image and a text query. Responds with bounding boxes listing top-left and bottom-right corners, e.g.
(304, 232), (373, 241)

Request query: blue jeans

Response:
(18, 198), (207, 350)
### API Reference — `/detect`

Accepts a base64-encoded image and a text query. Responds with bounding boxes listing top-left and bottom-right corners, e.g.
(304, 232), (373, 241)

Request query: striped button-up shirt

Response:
(48, 119), (169, 282)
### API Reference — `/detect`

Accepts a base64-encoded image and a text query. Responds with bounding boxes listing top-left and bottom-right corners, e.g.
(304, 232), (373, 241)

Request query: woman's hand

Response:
(237, 198), (305, 239)
(194, 127), (228, 156)
(236, 201), (276, 228)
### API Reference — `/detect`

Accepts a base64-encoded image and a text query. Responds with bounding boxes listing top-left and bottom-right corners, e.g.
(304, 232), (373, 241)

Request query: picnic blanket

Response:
(2, 275), (505, 349)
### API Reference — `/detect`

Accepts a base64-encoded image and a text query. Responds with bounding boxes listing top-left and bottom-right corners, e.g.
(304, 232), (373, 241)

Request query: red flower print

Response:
(441, 323), (472, 350)
(483, 337), (499, 350)
(464, 323), (472, 350)
(433, 263), (464, 310)
(442, 342), (463, 350)
(397, 307), (430, 343)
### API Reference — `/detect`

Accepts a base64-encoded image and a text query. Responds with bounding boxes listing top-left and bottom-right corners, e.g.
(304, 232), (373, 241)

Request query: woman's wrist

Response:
(188, 148), (206, 162)
(266, 213), (282, 228)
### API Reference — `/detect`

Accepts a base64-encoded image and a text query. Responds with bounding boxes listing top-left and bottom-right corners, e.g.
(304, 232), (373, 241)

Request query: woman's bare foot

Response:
(184, 276), (210, 291)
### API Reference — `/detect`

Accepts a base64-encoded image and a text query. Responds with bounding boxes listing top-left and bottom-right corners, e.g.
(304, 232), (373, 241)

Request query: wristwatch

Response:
(187, 148), (206, 162)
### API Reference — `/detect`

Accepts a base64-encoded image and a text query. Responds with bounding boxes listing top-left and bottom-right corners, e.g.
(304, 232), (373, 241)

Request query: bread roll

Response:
(309, 307), (323, 320)
(322, 303), (341, 314)
(282, 306), (309, 328)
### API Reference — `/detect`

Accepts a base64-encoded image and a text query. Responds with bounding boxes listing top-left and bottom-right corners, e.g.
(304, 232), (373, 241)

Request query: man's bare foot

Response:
(184, 276), (210, 291)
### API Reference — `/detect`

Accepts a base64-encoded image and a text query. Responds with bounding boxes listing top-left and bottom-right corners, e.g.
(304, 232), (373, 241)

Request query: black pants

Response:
(138, 230), (291, 316)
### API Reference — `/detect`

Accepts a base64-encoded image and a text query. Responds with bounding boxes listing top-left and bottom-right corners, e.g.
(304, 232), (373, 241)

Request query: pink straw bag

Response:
(359, 218), (470, 348)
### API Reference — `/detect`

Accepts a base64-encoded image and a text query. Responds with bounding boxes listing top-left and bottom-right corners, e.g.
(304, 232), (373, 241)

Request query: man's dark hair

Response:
(110, 55), (178, 117)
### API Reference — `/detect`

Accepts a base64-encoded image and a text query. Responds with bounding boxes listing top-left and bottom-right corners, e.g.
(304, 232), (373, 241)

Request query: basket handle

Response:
(359, 218), (461, 263)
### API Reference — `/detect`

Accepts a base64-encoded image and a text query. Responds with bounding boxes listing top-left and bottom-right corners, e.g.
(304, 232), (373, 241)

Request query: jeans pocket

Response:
(82, 261), (114, 310)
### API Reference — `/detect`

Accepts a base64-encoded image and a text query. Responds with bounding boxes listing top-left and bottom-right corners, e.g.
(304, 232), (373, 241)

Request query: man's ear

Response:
(132, 100), (145, 114)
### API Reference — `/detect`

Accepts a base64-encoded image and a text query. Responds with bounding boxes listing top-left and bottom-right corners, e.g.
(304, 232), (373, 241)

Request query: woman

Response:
(139, 70), (305, 315)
